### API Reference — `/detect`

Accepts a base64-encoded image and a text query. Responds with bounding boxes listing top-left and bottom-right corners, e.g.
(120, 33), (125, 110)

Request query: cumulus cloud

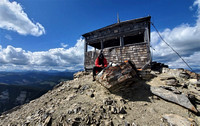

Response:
(60, 43), (68, 48)
(0, 38), (85, 71)
(151, 0), (200, 71)
(0, 0), (45, 36)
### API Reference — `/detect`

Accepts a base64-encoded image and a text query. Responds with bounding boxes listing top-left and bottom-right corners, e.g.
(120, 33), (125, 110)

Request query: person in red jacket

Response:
(93, 52), (108, 81)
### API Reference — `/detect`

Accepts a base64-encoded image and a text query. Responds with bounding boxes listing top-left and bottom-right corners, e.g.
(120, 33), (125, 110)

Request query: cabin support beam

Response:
(84, 40), (88, 71)
(144, 27), (151, 63)
(120, 36), (124, 47)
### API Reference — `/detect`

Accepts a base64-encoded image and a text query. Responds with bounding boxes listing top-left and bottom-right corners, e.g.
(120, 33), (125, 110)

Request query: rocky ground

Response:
(0, 68), (200, 126)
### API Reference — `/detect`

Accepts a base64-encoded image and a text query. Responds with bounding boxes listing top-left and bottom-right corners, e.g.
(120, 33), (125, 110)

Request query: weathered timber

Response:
(150, 86), (198, 113)
(96, 61), (139, 93)
(85, 43), (150, 70)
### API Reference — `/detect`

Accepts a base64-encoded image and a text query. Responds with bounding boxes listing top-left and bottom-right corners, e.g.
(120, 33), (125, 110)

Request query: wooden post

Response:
(145, 27), (152, 63)
(84, 40), (88, 71)
(120, 36), (124, 47)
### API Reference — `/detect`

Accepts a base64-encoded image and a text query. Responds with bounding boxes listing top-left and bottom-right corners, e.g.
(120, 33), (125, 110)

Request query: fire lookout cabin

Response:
(82, 16), (151, 71)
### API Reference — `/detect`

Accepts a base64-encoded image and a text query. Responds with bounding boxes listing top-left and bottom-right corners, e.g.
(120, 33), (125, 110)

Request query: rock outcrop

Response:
(0, 66), (200, 126)
(162, 114), (197, 126)
(150, 86), (198, 113)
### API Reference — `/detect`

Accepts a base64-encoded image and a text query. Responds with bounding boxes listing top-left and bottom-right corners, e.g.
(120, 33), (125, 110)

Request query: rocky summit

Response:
(0, 67), (200, 126)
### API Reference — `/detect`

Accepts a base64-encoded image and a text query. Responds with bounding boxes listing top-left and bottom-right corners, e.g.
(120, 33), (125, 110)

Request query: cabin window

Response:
(89, 42), (101, 49)
(124, 32), (144, 45)
(103, 38), (120, 48)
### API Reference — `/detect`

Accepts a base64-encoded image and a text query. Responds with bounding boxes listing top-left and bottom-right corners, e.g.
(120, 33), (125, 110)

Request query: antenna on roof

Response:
(117, 13), (120, 23)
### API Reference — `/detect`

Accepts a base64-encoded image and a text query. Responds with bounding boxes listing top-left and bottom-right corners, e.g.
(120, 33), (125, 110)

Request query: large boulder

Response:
(96, 61), (139, 93)
(150, 86), (198, 113)
(162, 114), (197, 126)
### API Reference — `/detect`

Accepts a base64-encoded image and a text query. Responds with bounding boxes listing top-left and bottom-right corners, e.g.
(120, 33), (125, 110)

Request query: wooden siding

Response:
(83, 16), (151, 71)
(85, 43), (150, 70)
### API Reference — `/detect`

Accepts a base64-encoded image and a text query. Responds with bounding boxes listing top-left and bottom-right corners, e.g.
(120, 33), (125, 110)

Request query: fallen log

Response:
(150, 86), (198, 113)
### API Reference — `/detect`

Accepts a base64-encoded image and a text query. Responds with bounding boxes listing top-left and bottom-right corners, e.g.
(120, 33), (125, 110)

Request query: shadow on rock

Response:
(95, 61), (156, 103)
(111, 80), (152, 102)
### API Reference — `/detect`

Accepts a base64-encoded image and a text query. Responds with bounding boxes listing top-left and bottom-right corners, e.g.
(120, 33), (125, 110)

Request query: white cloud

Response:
(5, 34), (12, 40)
(151, 0), (200, 71)
(0, 0), (45, 36)
(60, 43), (68, 48)
(1, 0), (200, 72)
(0, 38), (85, 71)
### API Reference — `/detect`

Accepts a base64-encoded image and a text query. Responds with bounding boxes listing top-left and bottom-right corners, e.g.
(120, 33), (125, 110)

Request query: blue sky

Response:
(0, 0), (200, 71)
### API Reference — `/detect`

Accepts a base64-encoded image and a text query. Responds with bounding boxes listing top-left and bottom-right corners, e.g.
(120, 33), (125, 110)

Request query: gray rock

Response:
(87, 91), (95, 98)
(68, 109), (74, 114)
(150, 86), (198, 113)
(91, 106), (97, 113)
(111, 106), (118, 114)
(160, 76), (176, 81)
(80, 85), (90, 91)
(119, 107), (127, 114)
(25, 116), (32, 124)
(161, 67), (170, 73)
(74, 107), (81, 114)
(73, 71), (90, 79)
(48, 109), (55, 114)
(189, 79), (200, 87)
(26, 116), (31, 120)
(161, 86), (181, 94)
(161, 86), (176, 91)
(85, 115), (91, 124)
(73, 84), (81, 89)
(124, 121), (130, 126)
(132, 122), (137, 126)
(119, 115), (125, 119)
(42, 113), (49, 121)
(66, 94), (77, 101)
(162, 114), (197, 126)
(43, 116), (52, 126)
(104, 120), (114, 126)
(164, 79), (177, 86)
(120, 99), (127, 104)
(103, 98), (114, 105)
(195, 116), (200, 126)
(138, 70), (153, 80)
(179, 72), (190, 79)
(100, 106), (106, 113)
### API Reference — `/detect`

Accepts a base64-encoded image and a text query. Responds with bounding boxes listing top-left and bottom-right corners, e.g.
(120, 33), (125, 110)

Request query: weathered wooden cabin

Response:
(82, 16), (151, 71)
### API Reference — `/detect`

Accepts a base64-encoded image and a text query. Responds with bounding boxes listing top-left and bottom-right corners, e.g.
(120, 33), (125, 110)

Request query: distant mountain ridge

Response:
(0, 71), (75, 89)
(0, 71), (75, 114)
(1, 69), (200, 125)
(0, 83), (48, 114)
